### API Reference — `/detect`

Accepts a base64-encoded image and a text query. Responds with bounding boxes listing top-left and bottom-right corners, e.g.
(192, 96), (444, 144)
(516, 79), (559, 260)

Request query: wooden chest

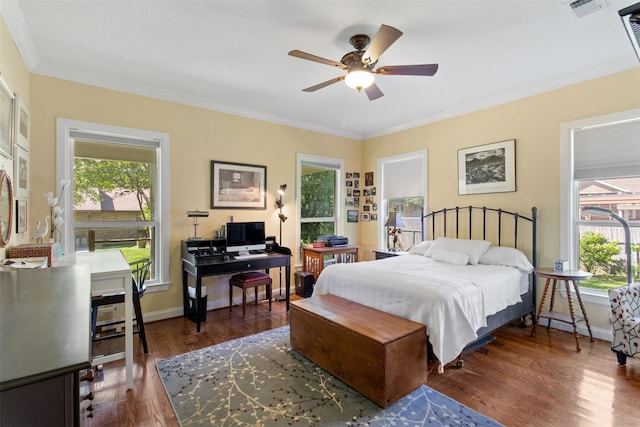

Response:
(290, 294), (427, 408)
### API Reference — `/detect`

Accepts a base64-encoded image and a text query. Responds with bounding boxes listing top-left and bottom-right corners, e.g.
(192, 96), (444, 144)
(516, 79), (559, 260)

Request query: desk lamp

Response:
(274, 184), (287, 301)
(582, 206), (632, 284)
(187, 210), (209, 241)
(385, 209), (405, 251)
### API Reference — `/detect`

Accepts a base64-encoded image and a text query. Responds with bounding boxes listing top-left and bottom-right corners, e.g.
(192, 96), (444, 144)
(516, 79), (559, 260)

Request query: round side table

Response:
(531, 267), (594, 351)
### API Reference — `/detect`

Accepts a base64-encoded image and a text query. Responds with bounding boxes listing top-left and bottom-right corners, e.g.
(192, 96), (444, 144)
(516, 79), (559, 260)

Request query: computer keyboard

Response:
(234, 253), (269, 260)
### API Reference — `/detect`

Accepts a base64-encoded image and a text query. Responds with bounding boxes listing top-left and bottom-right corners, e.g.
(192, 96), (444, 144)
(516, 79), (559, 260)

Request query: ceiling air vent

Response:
(568, 0), (603, 17)
(619, 2), (640, 62)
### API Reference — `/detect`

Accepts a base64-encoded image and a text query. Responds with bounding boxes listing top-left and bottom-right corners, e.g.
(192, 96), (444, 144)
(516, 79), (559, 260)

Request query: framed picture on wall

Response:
(14, 145), (28, 198)
(347, 210), (359, 223)
(16, 199), (26, 233)
(14, 94), (30, 151)
(210, 160), (267, 209)
(0, 75), (14, 159)
(458, 139), (516, 195)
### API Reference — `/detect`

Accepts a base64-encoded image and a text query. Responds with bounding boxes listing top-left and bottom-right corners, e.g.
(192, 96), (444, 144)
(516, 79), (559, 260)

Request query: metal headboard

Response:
(420, 206), (538, 267)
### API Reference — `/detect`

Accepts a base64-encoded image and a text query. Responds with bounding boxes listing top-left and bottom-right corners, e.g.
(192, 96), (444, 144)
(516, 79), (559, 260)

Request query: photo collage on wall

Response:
(346, 171), (377, 223)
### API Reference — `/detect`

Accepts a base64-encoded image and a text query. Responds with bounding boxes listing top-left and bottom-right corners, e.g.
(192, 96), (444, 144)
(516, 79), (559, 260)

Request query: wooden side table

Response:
(302, 245), (359, 281)
(531, 267), (594, 351)
(373, 250), (408, 260)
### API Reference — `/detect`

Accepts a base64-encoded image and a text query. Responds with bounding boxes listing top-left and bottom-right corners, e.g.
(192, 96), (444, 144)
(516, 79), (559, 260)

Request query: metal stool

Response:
(229, 272), (272, 318)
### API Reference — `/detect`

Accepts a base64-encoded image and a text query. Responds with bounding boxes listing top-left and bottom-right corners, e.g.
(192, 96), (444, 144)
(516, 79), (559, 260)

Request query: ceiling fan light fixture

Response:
(345, 70), (374, 91)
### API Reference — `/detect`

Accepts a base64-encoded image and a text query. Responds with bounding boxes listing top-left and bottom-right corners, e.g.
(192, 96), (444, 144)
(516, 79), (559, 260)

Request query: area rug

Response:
(157, 326), (503, 426)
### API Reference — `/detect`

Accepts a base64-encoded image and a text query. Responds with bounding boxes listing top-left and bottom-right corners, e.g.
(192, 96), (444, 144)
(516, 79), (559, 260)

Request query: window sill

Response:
(146, 281), (171, 293)
(559, 286), (609, 306)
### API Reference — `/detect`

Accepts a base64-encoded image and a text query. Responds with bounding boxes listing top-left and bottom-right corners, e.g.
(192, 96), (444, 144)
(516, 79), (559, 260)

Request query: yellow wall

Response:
(0, 15), (30, 258)
(361, 67), (640, 333)
(3, 12), (640, 334)
(28, 74), (361, 314)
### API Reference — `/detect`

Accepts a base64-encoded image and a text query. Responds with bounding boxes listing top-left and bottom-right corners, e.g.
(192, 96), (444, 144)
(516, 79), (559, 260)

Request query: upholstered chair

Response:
(609, 283), (640, 365)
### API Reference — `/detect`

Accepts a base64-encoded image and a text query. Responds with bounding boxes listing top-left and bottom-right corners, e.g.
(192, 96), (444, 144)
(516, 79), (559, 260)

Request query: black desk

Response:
(182, 245), (291, 332)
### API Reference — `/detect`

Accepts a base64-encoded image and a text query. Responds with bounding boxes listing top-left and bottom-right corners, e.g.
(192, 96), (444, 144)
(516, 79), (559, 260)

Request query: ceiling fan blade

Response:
(302, 76), (345, 92)
(364, 82), (384, 101)
(375, 64), (439, 76)
(362, 25), (403, 65)
(288, 50), (346, 69)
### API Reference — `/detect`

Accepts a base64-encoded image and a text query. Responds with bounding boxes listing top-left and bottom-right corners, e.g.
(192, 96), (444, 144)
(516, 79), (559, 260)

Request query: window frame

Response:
(560, 108), (640, 305)
(296, 153), (344, 260)
(56, 118), (170, 291)
(377, 150), (428, 250)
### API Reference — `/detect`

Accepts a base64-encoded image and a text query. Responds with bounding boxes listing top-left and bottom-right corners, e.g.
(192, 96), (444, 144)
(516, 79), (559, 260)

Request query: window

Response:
(56, 119), (170, 290)
(378, 151), (427, 251)
(560, 110), (640, 296)
(296, 154), (343, 253)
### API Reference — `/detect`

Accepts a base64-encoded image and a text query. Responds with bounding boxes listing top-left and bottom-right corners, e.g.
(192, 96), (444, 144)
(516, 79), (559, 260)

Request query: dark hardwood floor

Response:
(81, 297), (640, 426)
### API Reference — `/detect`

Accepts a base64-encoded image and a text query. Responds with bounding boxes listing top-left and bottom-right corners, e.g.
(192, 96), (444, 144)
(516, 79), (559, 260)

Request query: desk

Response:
(0, 265), (92, 426)
(57, 251), (133, 389)
(182, 247), (291, 332)
(302, 245), (359, 281)
(531, 268), (594, 351)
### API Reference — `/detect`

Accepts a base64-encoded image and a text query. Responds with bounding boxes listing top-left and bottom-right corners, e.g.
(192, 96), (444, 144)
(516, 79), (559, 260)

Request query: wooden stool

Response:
(229, 272), (272, 318)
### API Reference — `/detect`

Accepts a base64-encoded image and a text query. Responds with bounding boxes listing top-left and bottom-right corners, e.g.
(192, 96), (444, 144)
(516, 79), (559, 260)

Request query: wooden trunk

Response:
(290, 294), (427, 408)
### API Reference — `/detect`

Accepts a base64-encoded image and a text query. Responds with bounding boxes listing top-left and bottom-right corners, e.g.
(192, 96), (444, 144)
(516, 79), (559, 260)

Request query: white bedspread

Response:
(312, 254), (524, 366)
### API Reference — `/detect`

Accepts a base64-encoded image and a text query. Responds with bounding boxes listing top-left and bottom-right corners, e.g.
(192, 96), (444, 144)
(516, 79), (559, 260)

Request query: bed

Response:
(312, 206), (538, 371)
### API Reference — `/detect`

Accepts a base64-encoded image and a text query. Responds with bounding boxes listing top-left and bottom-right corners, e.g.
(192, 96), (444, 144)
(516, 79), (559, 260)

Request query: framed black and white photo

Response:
(14, 145), (28, 198)
(14, 94), (29, 151)
(0, 75), (14, 159)
(458, 139), (516, 195)
(347, 210), (359, 223)
(16, 199), (26, 233)
(211, 160), (267, 209)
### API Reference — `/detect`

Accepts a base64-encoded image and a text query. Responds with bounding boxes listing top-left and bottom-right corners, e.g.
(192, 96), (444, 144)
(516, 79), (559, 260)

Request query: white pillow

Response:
(431, 249), (469, 266)
(478, 246), (534, 273)
(408, 240), (433, 256)
(425, 237), (491, 265)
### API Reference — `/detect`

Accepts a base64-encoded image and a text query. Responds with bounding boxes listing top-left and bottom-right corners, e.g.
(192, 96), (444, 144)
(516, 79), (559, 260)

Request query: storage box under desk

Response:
(290, 294), (427, 408)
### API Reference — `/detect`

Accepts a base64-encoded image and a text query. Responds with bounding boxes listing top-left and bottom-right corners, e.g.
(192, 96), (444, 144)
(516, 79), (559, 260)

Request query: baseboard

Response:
(536, 319), (612, 342)
(143, 290), (284, 324)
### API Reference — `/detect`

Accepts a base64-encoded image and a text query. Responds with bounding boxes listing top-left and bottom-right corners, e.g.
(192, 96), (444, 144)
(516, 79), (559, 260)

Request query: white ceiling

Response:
(1, 0), (638, 140)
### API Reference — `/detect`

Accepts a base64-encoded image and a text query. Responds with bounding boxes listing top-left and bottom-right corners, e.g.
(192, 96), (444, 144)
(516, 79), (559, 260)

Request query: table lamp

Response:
(187, 210), (209, 241)
(385, 210), (404, 251)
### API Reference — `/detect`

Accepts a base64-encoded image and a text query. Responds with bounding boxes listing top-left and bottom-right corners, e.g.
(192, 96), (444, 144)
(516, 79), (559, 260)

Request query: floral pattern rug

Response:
(157, 326), (503, 426)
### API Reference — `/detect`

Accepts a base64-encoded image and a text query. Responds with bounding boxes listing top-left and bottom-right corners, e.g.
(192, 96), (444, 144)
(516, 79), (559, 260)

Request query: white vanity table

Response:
(57, 251), (133, 389)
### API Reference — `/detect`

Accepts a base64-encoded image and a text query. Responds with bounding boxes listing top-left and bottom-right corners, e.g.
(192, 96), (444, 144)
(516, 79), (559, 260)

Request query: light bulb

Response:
(344, 70), (374, 91)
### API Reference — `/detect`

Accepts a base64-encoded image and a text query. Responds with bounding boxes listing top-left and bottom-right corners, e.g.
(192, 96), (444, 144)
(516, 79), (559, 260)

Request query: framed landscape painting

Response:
(211, 160), (267, 209)
(458, 139), (516, 195)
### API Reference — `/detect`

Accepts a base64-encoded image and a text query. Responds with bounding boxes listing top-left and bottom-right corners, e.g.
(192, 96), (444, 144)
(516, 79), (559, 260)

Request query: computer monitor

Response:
(225, 221), (266, 254)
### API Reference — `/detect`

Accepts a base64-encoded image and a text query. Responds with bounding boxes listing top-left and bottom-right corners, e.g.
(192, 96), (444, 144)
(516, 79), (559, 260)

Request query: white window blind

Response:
(383, 156), (424, 199)
(574, 119), (640, 180)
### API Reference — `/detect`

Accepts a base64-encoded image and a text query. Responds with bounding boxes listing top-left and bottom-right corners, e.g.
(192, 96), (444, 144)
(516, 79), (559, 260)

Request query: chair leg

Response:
(242, 289), (247, 319)
(132, 293), (148, 354)
(91, 304), (98, 340)
(267, 284), (272, 312)
(614, 350), (628, 365)
(254, 287), (258, 305)
(229, 284), (233, 313)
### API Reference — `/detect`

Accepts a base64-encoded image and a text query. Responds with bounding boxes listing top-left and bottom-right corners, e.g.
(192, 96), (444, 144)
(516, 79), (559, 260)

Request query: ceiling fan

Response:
(288, 24), (438, 101)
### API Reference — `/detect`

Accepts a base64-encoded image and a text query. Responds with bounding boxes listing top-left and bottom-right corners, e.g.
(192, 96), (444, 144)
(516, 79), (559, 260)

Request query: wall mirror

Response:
(0, 169), (13, 247)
